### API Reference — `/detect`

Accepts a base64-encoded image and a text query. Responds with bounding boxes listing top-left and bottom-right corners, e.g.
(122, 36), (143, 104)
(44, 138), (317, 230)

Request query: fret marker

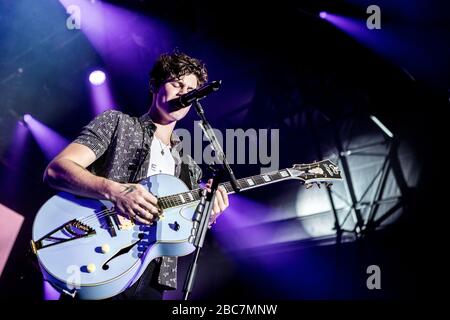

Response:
(179, 194), (185, 203)
(262, 175), (271, 182)
(188, 193), (194, 201)
(246, 178), (255, 186)
(280, 170), (289, 177)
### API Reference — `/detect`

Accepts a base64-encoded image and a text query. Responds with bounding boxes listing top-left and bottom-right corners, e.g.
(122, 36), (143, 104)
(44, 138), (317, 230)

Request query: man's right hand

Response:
(107, 182), (160, 225)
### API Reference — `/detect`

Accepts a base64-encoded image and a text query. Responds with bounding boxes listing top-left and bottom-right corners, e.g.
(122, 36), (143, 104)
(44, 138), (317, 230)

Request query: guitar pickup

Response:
(105, 215), (117, 237)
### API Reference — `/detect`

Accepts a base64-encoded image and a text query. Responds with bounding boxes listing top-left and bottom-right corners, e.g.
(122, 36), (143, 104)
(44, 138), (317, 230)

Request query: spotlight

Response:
(89, 70), (106, 86)
(319, 11), (327, 19)
(23, 114), (32, 124)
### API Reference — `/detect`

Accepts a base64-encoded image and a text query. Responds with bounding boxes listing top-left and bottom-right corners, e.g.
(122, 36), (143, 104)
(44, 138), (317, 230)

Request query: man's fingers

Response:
(115, 203), (126, 216)
(137, 198), (160, 215)
(135, 184), (158, 204)
(133, 205), (154, 221)
(209, 186), (230, 225)
(144, 205), (160, 216)
(141, 191), (158, 206)
(214, 190), (226, 213)
(219, 186), (229, 207)
(213, 203), (220, 216)
(125, 208), (136, 220)
(130, 207), (153, 224)
(134, 214), (151, 225)
(213, 187), (228, 212)
(136, 193), (160, 215)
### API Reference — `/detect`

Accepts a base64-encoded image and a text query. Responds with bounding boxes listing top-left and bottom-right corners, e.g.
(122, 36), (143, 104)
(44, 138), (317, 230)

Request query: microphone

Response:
(170, 80), (221, 110)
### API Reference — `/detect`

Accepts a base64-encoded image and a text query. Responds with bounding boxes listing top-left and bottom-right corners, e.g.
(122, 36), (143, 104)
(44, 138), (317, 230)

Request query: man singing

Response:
(44, 50), (229, 299)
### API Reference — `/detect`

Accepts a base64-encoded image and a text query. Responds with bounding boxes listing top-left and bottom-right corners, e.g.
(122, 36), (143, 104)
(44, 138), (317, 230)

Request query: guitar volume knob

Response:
(101, 244), (110, 253)
(87, 263), (96, 273)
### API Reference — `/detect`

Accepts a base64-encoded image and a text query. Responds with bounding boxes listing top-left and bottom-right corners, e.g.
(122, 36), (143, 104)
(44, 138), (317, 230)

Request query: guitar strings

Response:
(76, 178), (284, 224)
(77, 185), (232, 225)
(77, 197), (174, 223)
(77, 193), (199, 224)
(73, 175), (332, 226)
(76, 176), (299, 224)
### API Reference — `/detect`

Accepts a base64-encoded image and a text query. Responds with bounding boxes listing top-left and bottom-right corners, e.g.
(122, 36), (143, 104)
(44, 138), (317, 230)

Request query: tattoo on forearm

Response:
(122, 185), (137, 195)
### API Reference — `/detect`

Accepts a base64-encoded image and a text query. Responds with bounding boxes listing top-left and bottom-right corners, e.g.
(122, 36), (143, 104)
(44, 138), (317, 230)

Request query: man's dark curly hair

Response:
(149, 49), (208, 92)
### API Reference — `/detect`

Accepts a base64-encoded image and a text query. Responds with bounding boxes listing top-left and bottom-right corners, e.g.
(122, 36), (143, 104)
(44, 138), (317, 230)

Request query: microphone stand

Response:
(182, 99), (240, 300)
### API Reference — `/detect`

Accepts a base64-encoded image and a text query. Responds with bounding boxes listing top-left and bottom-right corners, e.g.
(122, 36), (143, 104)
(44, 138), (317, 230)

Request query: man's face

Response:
(154, 73), (198, 122)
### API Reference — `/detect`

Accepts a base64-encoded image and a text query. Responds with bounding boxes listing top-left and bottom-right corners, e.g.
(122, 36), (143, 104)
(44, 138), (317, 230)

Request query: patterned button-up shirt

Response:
(73, 110), (202, 290)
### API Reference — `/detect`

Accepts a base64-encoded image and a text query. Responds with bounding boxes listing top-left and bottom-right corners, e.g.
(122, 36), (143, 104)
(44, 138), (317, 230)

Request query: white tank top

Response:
(146, 136), (175, 177)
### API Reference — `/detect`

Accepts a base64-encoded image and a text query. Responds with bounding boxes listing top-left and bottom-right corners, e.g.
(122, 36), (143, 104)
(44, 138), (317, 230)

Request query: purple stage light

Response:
(58, 0), (173, 67)
(23, 114), (32, 124)
(43, 281), (61, 300)
(89, 70), (106, 86)
(319, 12), (404, 67)
(9, 121), (29, 164)
(319, 11), (327, 19)
(24, 115), (69, 160)
(89, 80), (116, 115)
(211, 195), (295, 251)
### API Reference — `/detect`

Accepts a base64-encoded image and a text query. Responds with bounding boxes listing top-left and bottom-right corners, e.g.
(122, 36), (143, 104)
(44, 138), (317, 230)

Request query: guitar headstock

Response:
(287, 159), (342, 185)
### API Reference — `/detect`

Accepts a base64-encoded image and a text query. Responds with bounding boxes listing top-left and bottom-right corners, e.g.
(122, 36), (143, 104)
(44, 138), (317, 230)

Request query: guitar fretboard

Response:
(158, 169), (292, 210)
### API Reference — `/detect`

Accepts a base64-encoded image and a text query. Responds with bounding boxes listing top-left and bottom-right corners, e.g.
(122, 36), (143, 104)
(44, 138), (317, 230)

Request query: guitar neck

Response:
(219, 168), (292, 195)
(158, 168), (293, 210)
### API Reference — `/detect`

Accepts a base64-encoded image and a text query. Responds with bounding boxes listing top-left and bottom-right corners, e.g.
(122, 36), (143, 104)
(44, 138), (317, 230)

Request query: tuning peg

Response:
(305, 183), (313, 189)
